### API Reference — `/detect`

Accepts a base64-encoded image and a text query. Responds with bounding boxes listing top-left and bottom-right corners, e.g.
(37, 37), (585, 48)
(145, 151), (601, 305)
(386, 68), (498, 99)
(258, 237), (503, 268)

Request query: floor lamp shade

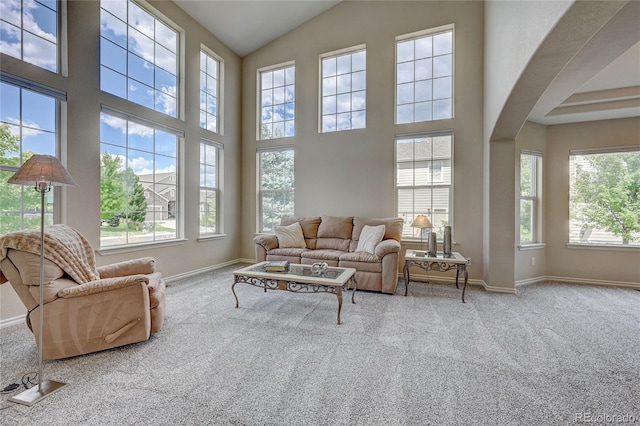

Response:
(7, 155), (76, 406)
(8, 154), (77, 188)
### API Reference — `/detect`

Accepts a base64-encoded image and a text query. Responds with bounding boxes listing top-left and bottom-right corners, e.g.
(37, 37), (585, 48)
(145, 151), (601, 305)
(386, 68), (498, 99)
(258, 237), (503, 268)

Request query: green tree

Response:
(0, 124), (41, 234)
(571, 152), (640, 244)
(100, 152), (147, 228)
(100, 152), (126, 224)
(124, 168), (147, 226)
(260, 150), (294, 231)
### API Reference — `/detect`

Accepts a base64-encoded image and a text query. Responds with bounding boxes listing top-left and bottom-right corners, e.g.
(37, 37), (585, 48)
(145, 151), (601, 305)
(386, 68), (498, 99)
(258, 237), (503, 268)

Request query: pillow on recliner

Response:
(275, 222), (306, 248)
(355, 224), (385, 254)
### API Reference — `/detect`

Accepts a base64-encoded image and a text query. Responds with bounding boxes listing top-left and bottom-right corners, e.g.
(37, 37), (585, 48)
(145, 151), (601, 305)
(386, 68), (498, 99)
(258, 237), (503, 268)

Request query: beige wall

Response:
(240, 1), (486, 283)
(514, 121), (547, 283)
(546, 117), (640, 285)
(483, 0), (573, 143)
(1, 0), (243, 321)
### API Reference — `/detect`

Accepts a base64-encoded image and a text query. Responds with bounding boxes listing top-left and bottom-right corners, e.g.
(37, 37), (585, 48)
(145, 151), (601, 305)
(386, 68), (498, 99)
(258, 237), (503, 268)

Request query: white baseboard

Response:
(0, 315), (26, 329)
(165, 258), (250, 283)
(517, 275), (640, 290)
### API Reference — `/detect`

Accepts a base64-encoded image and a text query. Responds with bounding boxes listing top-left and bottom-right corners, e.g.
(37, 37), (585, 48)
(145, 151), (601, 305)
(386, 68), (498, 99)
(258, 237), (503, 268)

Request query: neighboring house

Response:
(139, 172), (177, 222)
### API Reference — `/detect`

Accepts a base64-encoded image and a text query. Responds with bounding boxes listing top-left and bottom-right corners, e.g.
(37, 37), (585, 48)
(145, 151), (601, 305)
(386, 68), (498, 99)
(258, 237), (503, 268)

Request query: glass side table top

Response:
(404, 250), (468, 264)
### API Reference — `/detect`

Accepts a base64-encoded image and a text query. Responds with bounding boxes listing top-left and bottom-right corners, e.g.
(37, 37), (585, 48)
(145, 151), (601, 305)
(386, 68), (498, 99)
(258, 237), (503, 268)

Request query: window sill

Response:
(197, 234), (227, 242)
(518, 243), (546, 250)
(401, 239), (457, 245)
(566, 243), (640, 251)
(97, 238), (188, 255)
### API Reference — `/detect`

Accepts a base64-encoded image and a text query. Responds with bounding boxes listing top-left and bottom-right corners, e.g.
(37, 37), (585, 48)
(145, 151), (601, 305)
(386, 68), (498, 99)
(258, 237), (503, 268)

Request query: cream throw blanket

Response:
(0, 224), (100, 285)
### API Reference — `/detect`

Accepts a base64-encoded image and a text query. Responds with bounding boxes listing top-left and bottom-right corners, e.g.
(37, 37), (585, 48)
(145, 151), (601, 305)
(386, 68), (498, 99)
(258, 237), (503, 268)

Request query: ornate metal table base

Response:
(403, 256), (469, 303)
(232, 275), (357, 324)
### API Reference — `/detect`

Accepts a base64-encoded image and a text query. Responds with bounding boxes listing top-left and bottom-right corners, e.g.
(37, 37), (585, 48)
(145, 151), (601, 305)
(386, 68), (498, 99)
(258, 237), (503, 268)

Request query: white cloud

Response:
(128, 155), (152, 174)
(3, 117), (45, 138)
(0, 0), (57, 71)
(23, 0), (56, 43)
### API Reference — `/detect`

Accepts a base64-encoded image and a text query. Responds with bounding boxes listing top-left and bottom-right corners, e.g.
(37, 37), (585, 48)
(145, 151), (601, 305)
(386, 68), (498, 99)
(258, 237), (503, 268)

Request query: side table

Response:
(402, 250), (470, 303)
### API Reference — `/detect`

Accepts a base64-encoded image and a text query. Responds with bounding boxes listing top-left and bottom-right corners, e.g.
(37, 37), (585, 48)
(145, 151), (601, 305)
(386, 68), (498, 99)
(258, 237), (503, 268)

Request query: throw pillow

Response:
(275, 222), (306, 248)
(355, 224), (385, 254)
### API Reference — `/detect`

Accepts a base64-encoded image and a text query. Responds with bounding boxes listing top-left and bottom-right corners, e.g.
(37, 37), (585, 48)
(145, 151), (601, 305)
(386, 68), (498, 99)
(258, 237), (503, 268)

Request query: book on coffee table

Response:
(265, 260), (290, 272)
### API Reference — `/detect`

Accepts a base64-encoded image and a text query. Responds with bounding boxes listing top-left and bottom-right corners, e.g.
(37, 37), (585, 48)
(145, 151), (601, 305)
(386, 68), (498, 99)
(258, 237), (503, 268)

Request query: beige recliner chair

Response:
(0, 225), (165, 360)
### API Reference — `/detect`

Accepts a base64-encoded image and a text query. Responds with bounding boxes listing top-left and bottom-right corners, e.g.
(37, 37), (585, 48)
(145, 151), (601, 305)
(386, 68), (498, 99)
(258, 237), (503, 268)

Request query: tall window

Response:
(0, 79), (61, 233)
(199, 140), (221, 236)
(100, 0), (179, 117)
(259, 63), (295, 140)
(396, 27), (453, 124)
(200, 49), (220, 133)
(569, 147), (640, 246)
(396, 132), (453, 239)
(0, 0), (58, 72)
(258, 148), (294, 232)
(519, 151), (542, 244)
(100, 110), (179, 247)
(320, 46), (366, 132)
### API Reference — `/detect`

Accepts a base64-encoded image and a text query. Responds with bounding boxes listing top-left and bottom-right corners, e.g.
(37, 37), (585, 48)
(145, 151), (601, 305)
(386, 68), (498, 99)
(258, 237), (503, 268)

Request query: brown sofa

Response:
(254, 216), (403, 294)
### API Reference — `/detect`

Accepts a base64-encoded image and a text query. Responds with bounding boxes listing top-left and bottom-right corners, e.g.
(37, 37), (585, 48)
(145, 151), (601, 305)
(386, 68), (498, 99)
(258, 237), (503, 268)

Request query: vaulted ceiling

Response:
(173, 0), (640, 127)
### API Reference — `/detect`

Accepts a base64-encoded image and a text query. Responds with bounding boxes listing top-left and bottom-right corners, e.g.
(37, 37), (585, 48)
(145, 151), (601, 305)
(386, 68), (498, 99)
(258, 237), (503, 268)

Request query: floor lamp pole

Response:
(9, 183), (67, 406)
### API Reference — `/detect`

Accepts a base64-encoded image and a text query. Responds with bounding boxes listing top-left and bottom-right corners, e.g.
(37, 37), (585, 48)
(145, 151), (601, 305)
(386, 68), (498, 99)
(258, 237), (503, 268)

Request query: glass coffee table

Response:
(232, 262), (357, 324)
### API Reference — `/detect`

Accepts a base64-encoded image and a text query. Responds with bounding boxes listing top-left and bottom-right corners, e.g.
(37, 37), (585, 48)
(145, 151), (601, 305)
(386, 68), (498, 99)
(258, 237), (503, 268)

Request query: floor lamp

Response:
(7, 154), (77, 406)
(411, 214), (432, 253)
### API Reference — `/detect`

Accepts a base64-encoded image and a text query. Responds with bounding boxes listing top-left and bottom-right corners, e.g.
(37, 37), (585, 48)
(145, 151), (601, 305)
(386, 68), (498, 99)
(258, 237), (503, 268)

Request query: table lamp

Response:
(8, 154), (77, 406)
(411, 214), (432, 253)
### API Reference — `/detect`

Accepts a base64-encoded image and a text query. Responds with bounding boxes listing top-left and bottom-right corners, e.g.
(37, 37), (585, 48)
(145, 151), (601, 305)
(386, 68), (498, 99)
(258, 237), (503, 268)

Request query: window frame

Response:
(99, 0), (181, 118)
(319, 44), (367, 133)
(257, 61), (295, 140)
(519, 150), (542, 245)
(0, 74), (65, 234)
(199, 47), (223, 134)
(568, 146), (640, 247)
(395, 24), (454, 125)
(199, 139), (222, 237)
(395, 130), (454, 241)
(98, 106), (183, 249)
(257, 146), (295, 233)
(0, 0), (60, 73)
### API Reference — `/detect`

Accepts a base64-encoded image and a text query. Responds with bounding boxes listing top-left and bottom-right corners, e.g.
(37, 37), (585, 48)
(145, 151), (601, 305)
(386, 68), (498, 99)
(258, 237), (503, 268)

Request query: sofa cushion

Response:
(316, 216), (353, 251)
(317, 216), (353, 239)
(339, 252), (383, 273)
(280, 216), (321, 249)
(267, 247), (308, 257)
(300, 249), (346, 262)
(355, 224), (385, 254)
(275, 222), (306, 248)
(8, 250), (65, 285)
(28, 277), (78, 304)
(350, 217), (404, 252)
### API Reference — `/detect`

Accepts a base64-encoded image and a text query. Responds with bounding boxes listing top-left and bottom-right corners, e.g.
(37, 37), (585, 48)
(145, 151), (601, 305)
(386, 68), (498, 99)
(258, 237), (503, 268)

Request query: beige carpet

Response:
(1, 264), (639, 425)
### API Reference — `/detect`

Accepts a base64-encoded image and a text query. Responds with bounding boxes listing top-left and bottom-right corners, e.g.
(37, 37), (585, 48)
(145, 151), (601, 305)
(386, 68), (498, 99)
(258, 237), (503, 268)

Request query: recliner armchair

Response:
(0, 225), (165, 360)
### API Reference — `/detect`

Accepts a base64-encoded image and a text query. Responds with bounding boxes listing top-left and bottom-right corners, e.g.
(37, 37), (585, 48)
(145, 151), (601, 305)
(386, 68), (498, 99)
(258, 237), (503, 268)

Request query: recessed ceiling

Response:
(173, 0), (341, 57)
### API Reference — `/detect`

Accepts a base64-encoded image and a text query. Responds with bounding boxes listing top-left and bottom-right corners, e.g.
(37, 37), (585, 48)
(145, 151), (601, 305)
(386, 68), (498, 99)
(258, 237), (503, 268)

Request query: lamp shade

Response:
(8, 155), (77, 187)
(411, 214), (432, 229)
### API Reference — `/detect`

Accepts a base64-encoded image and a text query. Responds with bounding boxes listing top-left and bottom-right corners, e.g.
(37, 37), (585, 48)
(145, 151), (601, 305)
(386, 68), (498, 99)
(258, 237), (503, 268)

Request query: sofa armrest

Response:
(58, 275), (149, 299)
(98, 257), (156, 278)
(375, 239), (401, 258)
(253, 234), (279, 251)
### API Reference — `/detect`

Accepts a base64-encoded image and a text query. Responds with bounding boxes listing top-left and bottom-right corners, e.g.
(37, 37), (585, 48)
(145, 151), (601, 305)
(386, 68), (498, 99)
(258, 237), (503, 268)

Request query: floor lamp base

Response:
(9, 380), (67, 406)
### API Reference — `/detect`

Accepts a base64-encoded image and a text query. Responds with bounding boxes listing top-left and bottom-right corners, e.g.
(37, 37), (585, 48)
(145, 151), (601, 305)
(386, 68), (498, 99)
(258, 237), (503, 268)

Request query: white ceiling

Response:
(173, 0), (640, 126)
(173, 0), (341, 57)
